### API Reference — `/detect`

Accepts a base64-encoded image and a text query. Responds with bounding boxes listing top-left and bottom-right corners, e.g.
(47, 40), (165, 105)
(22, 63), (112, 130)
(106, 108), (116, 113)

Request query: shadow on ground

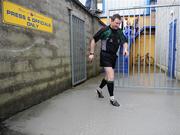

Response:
(0, 123), (25, 135)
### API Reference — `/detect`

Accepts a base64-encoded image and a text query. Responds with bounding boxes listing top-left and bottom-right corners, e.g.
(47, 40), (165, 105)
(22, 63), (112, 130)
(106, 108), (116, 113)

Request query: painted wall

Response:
(130, 33), (155, 67)
(155, 0), (180, 79)
(102, 0), (149, 17)
(100, 11), (155, 27)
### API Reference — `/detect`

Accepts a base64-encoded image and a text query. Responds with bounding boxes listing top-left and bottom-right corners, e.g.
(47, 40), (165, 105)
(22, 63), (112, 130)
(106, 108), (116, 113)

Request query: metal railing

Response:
(108, 4), (180, 89)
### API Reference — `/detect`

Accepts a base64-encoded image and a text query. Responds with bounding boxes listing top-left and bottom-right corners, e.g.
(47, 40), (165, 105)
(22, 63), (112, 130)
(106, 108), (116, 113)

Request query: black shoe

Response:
(110, 100), (120, 107)
(96, 90), (104, 98)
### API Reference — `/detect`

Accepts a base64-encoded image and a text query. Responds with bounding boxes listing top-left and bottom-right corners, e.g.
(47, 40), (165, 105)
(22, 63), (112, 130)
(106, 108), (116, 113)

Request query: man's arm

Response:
(89, 38), (96, 54)
(88, 38), (96, 62)
(123, 42), (129, 56)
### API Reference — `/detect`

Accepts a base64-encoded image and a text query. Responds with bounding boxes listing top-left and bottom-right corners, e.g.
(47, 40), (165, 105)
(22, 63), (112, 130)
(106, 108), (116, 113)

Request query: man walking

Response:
(89, 14), (128, 107)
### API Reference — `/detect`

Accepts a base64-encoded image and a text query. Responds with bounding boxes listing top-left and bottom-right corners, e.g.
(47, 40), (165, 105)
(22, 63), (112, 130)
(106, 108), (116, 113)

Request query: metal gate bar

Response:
(70, 15), (86, 85)
(109, 4), (180, 89)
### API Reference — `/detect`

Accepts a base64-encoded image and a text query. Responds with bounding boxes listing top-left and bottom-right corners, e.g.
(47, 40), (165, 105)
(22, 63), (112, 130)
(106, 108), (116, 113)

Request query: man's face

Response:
(111, 18), (121, 30)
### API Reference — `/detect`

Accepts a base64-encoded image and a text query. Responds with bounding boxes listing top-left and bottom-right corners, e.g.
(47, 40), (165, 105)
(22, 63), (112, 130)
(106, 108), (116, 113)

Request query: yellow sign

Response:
(2, 1), (53, 33)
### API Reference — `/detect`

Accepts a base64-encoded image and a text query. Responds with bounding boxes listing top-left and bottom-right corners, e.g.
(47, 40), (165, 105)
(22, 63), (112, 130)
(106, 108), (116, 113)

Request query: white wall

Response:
(101, 0), (148, 17)
(156, 0), (180, 79)
(79, 0), (86, 5)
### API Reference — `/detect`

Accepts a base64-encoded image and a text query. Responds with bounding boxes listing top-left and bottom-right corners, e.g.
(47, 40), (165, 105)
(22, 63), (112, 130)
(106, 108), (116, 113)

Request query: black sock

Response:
(99, 78), (107, 89)
(107, 81), (114, 97)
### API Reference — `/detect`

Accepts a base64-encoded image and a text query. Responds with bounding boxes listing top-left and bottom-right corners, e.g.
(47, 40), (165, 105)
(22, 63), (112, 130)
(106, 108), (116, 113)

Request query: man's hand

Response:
(123, 42), (129, 56)
(88, 54), (94, 62)
(123, 49), (129, 56)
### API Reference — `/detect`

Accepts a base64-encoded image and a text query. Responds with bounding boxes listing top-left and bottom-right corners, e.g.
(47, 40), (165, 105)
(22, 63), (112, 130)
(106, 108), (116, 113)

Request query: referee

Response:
(89, 14), (129, 107)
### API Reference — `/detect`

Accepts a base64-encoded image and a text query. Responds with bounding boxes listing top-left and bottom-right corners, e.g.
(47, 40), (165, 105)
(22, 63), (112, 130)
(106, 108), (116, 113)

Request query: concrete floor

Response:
(115, 73), (180, 89)
(115, 66), (180, 89)
(1, 74), (180, 135)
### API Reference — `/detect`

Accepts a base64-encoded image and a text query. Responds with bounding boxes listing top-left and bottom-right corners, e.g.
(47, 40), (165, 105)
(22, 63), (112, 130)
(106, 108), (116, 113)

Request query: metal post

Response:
(133, 10), (136, 77)
(122, 11), (125, 87)
(164, 7), (168, 87)
(175, 6), (179, 85)
(127, 10), (131, 85)
(171, 8), (174, 79)
(143, 8), (146, 87)
(149, 7), (152, 74)
(138, 12), (141, 82)
(118, 46), (120, 87)
(117, 12), (120, 87)
(149, 7), (152, 86)
(109, 4), (180, 11)
(107, 0), (110, 25)
(154, 7), (157, 87)
(143, 9), (146, 74)
(158, 8), (163, 87)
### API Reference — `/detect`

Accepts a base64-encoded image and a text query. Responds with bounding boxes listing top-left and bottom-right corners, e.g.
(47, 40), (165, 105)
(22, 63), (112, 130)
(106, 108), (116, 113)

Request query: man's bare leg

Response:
(104, 67), (120, 107)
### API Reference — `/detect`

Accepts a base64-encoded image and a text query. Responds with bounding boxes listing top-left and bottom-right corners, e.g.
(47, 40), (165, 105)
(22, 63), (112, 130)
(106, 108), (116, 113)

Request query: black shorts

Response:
(100, 51), (117, 69)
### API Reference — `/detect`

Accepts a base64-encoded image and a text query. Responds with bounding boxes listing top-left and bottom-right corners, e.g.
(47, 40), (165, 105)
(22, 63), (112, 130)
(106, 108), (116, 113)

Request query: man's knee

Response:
(105, 67), (114, 81)
(107, 72), (114, 81)
(107, 76), (114, 81)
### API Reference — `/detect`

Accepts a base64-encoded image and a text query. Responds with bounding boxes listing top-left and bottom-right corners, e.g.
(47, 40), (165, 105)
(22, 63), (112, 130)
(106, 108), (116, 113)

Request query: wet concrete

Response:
(1, 74), (180, 135)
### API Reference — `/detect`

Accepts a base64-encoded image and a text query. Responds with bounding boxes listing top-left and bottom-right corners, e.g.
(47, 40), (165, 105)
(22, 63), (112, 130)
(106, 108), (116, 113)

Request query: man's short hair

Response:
(111, 14), (121, 21)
